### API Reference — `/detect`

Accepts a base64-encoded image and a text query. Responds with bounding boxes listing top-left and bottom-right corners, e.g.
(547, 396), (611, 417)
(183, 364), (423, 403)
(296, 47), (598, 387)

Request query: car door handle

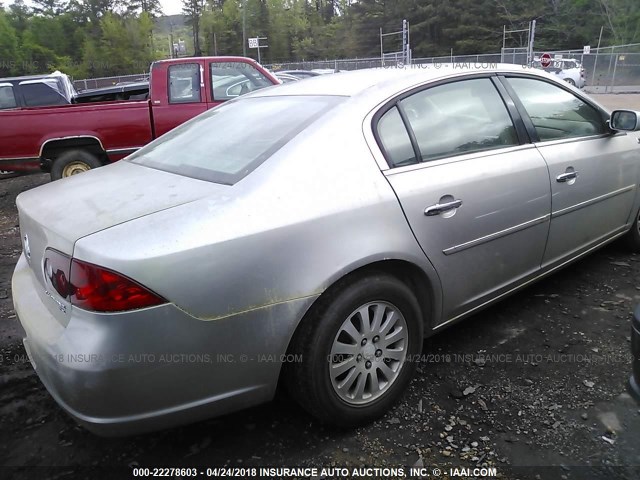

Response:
(424, 199), (463, 216)
(556, 171), (578, 183)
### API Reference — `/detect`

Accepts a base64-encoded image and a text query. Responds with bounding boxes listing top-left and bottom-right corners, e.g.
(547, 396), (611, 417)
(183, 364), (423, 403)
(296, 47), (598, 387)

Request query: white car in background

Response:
(533, 57), (586, 88)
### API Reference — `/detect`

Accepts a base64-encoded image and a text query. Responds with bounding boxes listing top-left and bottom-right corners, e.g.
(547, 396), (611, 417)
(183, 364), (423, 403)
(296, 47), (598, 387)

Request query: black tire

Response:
(564, 78), (576, 86)
(285, 272), (423, 426)
(625, 207), (640, 252)
(50, 150), (103, 181)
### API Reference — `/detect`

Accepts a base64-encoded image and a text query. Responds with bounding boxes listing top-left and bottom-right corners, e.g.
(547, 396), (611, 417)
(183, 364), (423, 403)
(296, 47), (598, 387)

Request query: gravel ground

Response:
(1, 95), (640, 480)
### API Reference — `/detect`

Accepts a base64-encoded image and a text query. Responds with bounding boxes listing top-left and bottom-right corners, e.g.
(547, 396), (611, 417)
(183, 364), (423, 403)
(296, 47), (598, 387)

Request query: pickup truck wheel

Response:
(51, 150), (102, 181)
(285, 273), (422, 426)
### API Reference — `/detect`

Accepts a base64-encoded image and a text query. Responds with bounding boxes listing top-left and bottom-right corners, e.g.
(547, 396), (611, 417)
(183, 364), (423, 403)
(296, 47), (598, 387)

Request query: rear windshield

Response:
(129, 95), (343, 185)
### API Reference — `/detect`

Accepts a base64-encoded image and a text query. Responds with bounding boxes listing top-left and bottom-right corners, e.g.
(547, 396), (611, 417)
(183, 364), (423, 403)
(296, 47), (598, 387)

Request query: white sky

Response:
(160, 0), (183, 16)
(4, 0), (185, 16)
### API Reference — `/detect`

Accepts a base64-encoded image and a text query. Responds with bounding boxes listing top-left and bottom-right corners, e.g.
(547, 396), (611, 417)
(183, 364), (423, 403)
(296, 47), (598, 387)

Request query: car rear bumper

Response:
(630, 305), (640, 402)
(12, 253), (316, 436)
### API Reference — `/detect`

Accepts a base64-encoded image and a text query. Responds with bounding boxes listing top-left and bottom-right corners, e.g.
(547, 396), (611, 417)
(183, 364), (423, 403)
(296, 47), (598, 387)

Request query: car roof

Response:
(153, 56), (259, 65)
(250, 63), (557, 100)
(275, 73), (301, 81)
(279, 70), (320, 76)
(0, 73), (65, 83)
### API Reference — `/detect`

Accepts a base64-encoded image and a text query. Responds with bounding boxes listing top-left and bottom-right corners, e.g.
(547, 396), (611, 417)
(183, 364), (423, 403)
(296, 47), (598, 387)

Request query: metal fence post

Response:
(610, 50), (619, 93)
(591, 26), (604, 87)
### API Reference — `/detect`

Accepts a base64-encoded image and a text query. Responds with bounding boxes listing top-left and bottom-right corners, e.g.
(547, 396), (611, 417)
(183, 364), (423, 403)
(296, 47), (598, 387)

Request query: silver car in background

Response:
(12, 65), (640, 435)
(533, 57), (586, 88)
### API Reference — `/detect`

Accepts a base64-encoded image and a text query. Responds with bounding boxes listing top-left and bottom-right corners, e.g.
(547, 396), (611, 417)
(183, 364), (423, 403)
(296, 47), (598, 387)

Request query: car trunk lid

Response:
(16, 161), (226, 325)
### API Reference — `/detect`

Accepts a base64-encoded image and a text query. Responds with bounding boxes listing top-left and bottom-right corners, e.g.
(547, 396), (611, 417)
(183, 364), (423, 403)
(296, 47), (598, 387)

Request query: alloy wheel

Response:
(329, 301), (408, 405)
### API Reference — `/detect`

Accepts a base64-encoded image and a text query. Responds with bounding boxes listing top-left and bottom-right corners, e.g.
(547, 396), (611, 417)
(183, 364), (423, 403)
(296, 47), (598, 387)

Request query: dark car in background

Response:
(0, 71), (75, 109)
(0, 72), (149, 108)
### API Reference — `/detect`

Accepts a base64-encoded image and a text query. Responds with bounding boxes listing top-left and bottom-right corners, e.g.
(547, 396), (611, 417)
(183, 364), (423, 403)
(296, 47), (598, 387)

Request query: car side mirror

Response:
(609, 110), (640, 131)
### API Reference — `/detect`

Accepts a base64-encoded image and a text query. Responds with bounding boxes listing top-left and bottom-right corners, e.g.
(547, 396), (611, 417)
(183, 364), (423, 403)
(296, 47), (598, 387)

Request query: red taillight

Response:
(69, 259), (166, 312)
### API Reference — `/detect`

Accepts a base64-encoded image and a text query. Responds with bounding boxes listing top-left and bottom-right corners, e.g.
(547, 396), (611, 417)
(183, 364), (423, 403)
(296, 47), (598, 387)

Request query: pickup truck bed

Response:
(1, 101), (154, 173)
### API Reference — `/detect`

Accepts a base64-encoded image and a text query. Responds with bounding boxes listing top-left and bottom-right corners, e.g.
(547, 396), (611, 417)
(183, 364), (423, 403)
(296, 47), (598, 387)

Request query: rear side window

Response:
(20, 82), (69, 107)
(396, 78), (518, 162)
(128, 95), (343, 185)
(0, 84), (17, 109)
(210, 62), (273, 101)
(377, 107), (415, 167)
(506, 77), (605, 141)
(168, 64), (201, 104)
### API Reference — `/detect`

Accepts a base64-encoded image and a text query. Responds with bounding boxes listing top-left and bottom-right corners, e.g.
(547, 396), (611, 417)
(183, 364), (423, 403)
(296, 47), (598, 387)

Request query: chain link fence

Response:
(535, 44), (640, 93)
(266, 44), (640, 93)
(72, 44), (639, 94)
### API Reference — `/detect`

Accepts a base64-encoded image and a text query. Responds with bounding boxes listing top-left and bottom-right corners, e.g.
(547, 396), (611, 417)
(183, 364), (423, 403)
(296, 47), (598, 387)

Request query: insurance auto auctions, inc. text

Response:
(198, 466), (498, 478)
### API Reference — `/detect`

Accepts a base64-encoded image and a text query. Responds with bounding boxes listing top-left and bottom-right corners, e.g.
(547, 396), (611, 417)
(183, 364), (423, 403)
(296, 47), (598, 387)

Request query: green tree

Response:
(182, 0), (205, 55)
(597, 0), (640, 44)
(0, 9), (19, 75)
(127, 0), (163, 17)
(32, 0), (68, 16)
(7, 0), (30, 38)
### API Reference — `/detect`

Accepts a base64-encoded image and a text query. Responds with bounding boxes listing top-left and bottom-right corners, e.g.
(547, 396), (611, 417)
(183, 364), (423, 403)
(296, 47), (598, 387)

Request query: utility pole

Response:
(528, 19), (536, 66)
(379, 27), (383, 66)
(242, 0), (247, 56)
(169, 22), (174, 58)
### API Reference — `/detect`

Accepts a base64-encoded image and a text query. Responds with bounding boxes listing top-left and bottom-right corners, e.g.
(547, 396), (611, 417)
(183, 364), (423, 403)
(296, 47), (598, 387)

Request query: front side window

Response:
(506, 77), (605, 141)
(397, 78), (519, 162)
(168, 64), (201, 104)
(0, 84), (17, 109)
(128, 95), (343, 185)
(210, 62), (273, 101)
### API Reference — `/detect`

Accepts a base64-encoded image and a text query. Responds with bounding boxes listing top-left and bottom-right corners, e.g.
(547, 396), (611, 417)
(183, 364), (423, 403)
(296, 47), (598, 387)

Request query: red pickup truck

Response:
(0, 57), (279, 180)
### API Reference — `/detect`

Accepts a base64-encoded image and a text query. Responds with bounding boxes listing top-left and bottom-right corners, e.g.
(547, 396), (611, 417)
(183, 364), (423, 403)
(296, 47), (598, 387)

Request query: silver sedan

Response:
(12, 65), (640, 435)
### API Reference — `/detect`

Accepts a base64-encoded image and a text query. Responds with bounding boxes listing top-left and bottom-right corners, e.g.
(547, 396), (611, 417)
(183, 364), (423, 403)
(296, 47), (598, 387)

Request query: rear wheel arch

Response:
(280, 260), (438, 425)
(41, 136), (107, 162)
(279, 260), (437, 389)
(293, 259), (437, 347)
(40, 137), (108, 180)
